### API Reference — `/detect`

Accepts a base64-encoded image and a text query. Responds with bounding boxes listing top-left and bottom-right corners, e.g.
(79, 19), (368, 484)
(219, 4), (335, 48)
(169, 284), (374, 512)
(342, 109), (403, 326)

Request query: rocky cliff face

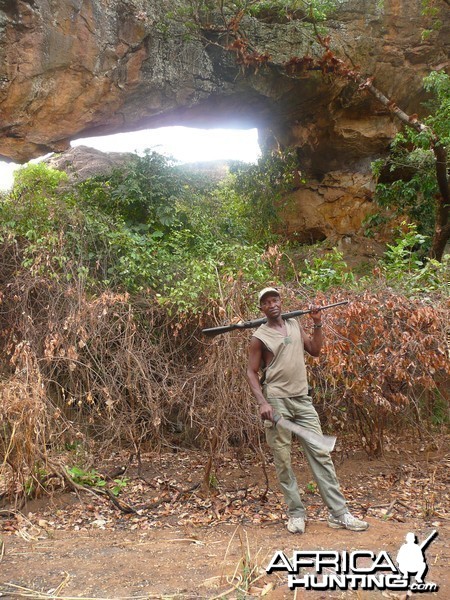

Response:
(1, 0), (448, 240)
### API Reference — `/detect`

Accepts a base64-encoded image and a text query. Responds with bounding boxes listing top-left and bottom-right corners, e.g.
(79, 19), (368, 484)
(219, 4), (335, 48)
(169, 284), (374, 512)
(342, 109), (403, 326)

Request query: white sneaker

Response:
(287, 516), (305, 534)
(328, 512), (369, 531)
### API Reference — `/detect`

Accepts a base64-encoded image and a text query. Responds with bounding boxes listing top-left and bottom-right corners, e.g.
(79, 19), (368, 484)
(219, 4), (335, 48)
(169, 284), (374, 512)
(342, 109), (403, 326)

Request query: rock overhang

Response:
(0, 0), (448, 170)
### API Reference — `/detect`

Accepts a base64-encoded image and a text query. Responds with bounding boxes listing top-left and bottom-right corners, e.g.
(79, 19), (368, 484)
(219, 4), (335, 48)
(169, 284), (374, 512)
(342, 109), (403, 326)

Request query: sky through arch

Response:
(0, 127), (261, 191)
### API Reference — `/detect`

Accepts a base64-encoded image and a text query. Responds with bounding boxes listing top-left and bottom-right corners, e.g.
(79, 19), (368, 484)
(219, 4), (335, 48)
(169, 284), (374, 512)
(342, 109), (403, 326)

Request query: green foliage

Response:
(68, 151), (274, 302)
(0, 154), (275, 313)
(423, 71), (450, 142)
(181, 149), (302, 245)
(372, 140), (437, 244)
(174, 171), (248, 242)
(110, 476), (130, 497)
(171, 0), (341, 26)
(429, 394), (450, 426)
(382, 222), (428, 272)
(0, 163), (153, 289)
(164, 0), (343, 53)
(67, 466), (129, 496)
(229, 148), (300, 240)
(362, 211), (389, 238)
(421, 0), (445, 40)
(13, 161), (68, 195)
(67, 466), (107, 488)
(248, 0), (342, 21)
(1, 142), (446, 321)
(155, 228), (271, 314)
(372, 72), (450, 245)
(300, 248), (355, 291)
(381, 222), (449, 293)
(1, 163), (70, 239)
(306, 480), (318, 493)
(208, 473), (219, 489)
(76, 151), (190, 231)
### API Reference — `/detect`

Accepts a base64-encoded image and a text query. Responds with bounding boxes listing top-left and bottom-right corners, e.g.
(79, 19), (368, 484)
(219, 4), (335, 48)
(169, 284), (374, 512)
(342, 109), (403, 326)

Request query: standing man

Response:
(247, 287), (368, 534)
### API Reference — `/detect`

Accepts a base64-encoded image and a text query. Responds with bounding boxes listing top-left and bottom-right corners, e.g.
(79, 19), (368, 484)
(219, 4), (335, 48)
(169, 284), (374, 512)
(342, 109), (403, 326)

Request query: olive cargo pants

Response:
(265, 395), (347, 519)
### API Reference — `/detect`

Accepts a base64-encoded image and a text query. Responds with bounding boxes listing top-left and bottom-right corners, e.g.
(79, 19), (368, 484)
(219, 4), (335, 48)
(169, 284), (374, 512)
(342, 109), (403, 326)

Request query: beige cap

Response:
(258, 287), (280, 304)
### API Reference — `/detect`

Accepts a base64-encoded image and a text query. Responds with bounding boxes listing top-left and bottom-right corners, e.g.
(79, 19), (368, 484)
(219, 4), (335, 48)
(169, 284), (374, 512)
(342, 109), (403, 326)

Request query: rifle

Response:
(201, 300), (348, 337)
(419, 530), (438, 552)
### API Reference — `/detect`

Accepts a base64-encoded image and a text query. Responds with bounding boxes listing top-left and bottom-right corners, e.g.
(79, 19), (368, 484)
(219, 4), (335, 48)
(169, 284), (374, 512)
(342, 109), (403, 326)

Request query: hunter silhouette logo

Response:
(396, 530), (438, 591)
(266, 530), (439, 593)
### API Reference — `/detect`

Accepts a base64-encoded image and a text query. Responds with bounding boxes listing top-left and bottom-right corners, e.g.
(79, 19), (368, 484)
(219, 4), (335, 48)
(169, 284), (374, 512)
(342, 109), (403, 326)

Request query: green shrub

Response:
(381, 222), (449, 293)
(0, 156), (275, 311)
(372, 72), (450, 250)
(300, 248), (355, 291)
(1, 163), (70, 240)
(228, 148), (300, 241)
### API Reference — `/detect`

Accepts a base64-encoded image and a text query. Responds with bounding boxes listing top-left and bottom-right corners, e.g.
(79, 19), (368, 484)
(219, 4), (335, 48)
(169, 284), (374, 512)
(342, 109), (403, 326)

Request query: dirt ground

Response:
(1, 441), (449, 600)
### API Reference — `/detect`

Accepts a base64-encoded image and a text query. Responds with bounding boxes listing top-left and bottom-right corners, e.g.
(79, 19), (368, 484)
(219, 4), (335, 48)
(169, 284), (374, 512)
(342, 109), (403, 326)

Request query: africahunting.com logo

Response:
(266, 530), (439, 593)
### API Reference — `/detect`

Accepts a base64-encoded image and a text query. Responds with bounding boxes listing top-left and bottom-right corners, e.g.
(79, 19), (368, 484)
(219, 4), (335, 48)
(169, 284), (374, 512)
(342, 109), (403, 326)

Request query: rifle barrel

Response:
(202, 300), (348, 337)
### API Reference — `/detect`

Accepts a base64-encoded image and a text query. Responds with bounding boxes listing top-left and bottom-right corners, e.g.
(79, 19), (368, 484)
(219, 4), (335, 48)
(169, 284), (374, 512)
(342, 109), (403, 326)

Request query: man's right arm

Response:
(247, 336), (274, 421)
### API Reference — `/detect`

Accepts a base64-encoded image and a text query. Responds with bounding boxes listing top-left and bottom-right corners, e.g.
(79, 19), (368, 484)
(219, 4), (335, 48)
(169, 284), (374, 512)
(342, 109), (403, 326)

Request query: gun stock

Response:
(202, 300), (348, 337)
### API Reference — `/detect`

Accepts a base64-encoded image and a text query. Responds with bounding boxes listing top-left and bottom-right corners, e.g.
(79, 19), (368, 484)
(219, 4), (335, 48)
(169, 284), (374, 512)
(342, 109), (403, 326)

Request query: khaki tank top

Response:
(252, 318), (308, 399)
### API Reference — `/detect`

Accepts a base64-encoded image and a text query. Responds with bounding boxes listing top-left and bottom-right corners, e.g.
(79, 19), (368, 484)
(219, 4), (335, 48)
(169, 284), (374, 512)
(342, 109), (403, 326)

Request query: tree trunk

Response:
(430, 145), (450, 260)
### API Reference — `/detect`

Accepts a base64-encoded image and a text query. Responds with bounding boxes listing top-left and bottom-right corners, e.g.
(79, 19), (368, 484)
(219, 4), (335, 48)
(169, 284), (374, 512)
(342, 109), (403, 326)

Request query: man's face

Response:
(260, 293), (281, 318)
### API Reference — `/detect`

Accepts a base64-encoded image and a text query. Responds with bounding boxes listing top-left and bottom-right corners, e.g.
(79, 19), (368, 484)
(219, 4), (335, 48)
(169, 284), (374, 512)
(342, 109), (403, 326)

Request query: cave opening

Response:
(71, 126), (262, 165)
(0, 127), (262, 191)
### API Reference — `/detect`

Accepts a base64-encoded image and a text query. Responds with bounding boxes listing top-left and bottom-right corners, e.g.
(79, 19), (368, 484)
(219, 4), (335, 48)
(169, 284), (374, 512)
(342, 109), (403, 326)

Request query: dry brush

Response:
(0, 245), (448, 503)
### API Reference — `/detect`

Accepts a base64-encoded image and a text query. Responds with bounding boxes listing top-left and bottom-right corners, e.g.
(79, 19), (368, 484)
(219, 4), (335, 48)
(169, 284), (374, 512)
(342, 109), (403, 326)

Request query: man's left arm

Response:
(302, 306), (323, 357)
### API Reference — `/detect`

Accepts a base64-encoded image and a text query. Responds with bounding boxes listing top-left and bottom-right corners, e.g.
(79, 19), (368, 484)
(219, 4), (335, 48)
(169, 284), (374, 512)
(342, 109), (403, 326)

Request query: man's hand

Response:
(309, 304), (322, 325)
(303, 305), (323, 357)
(259, 401), (274, 421)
